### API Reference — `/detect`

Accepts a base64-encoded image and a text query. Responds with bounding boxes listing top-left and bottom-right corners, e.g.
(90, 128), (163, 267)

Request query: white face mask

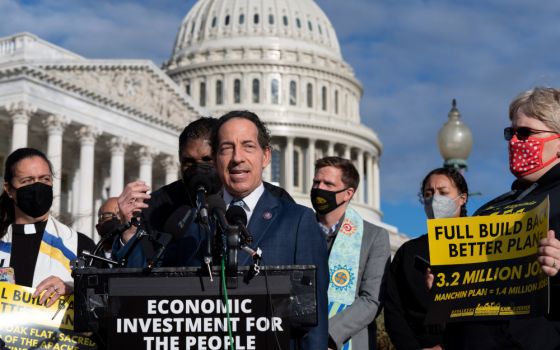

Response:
(424, 194), (459, 219)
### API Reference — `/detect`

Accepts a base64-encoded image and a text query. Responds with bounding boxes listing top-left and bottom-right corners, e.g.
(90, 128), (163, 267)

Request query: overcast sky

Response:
(2, 0), (558, 237)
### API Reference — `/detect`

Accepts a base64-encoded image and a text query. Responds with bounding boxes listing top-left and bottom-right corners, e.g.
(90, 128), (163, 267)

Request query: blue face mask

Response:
(424, 194), (459, 219)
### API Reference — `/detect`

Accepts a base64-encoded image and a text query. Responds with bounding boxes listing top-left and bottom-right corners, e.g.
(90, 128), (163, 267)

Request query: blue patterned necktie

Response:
(230, 199), (245, 208)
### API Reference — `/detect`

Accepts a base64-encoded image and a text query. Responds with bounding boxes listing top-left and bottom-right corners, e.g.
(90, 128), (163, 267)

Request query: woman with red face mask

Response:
(0, 148), (94, 307)
(442, 87), (560, 349)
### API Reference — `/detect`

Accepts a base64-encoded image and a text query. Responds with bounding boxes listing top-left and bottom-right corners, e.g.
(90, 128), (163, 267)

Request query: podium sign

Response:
(74, 266), (317, 350)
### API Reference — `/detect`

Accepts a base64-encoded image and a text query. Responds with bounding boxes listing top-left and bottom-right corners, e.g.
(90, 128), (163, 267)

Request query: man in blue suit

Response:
(208, 110), (329, 349)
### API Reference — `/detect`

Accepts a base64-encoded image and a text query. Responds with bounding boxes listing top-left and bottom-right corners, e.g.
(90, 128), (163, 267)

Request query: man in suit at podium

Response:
(311, 157), (390, 350)
(113, 117), (293, 266)
(182, 110), (329, 349)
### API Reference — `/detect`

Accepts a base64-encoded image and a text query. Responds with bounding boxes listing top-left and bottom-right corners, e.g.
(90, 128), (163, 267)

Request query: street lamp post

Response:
(438, 99), (473, 171)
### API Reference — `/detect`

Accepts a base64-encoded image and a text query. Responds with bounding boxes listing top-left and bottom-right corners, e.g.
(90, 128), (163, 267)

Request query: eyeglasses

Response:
(503, 126), (555, 141)
(98, 212), (118, 222)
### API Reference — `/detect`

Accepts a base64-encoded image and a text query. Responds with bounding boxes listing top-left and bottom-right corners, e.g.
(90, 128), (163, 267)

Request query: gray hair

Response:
(509, 87), (560, 132)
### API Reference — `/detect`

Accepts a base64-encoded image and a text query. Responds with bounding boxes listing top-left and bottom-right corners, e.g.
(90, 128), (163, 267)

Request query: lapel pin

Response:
(263, 211), (272, 220)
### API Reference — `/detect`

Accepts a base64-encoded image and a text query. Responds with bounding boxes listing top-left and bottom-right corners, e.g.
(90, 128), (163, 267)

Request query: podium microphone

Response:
(226, 205), (253, 244)
(86, 222), (131, 267)
(188, 174), (214, 225)
(225, 206), (262, 278)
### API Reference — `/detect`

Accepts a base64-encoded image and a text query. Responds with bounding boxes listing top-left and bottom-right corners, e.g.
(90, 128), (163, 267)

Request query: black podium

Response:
(74, 265), (317, 350)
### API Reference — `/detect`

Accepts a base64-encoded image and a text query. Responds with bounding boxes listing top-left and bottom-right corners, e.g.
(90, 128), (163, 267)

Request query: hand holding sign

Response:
(32, 275), (73, 307)
(537, 230), (560, 276)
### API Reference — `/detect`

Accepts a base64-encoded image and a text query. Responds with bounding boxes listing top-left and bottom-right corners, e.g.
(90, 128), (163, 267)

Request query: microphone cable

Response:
(220, 256), (235, 350)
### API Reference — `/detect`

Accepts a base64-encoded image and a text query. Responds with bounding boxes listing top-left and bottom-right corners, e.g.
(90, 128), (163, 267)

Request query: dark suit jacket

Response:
(171, 188), (329, 350)
(112, 181), (294, 267)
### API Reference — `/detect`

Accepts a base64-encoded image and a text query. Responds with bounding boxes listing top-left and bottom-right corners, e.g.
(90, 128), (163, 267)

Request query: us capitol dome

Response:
(0, 0), (405, 249)
(165, 0), (388, 227)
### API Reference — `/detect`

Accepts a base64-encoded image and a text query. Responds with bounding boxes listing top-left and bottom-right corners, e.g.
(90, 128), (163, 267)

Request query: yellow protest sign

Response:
(425, 196), (549, 323)
(428, 196), (548, 265)
(0, 282), (96, 349)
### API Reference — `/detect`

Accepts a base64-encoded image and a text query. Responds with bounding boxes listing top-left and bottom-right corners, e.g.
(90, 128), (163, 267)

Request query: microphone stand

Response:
(117, 218), (150, 267)
(225, 206), (262, 282)
(195, 186), (214, 280)
(84, 222), (132, 267)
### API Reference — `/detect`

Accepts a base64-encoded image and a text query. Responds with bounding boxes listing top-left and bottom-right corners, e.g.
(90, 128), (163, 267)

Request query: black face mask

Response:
(310, 188), (347, 215)
(96, 217), (121, 238)
(182, 162), (222, 195)
(15, 182), (53, 218)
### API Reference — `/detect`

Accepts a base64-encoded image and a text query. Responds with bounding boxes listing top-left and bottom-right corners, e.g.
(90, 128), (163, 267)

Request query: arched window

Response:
(216, 80), (223, 105)
(306, 83), (313, 108)
(239, 14), (245, 24)
(185, 82), (191, 96)
(271, 79), (279, 104)
(318, 24), (322, 34)
(225, 15), (230, 26)
(234, 79), (241, 104)
(269, 14), (274, 25)
(321, 86), (327, 111)
(289, 81), (297, 106)
(211, 17), (217, 27)
(283, 16), (288, 26)
(271, 149), (281, 184)
(296, 18), (301, 28)
(199, 82), (206, 107)
(308, 21), (313, 31)
(254, 14), (260, 24)
(252, 79), (260, 103)
(335, 90), (339, 114)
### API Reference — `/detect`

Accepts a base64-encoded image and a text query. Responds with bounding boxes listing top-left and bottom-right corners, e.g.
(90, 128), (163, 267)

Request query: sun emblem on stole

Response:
(330, 265), (355, 291)
(339, 218), (357, 237)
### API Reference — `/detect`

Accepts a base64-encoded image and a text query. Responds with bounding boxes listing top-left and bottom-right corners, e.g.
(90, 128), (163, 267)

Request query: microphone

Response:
(226, 205), (252, 244)
(87, 222), (132, 267)
(225, 206), (262, 281)
(225, 206), (260, 258)
(188, 174), (214, 225)
(226, 205), (247, 226)
(198, 194), (226, 276)
(208, 195), (228, 231)
(163, 205), (195, 240)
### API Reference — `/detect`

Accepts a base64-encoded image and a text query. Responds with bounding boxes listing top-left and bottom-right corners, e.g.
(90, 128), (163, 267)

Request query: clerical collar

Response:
(12, 220), (47, 235)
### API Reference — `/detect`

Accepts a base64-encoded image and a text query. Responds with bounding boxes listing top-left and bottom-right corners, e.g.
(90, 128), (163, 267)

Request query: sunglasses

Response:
(503, 127), (555, 141)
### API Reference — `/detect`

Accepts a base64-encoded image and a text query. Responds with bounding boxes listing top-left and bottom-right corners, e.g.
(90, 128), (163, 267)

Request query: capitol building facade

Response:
(0, 0), (406, 250)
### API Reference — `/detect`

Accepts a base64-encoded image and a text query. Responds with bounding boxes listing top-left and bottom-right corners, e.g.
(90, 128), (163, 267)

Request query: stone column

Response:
(137, 147), (156, 187)
(343, 145), (351, 160)
(356, 150), (365, 203)
(263, 161), (272, 182)
(108, 137), (130, 197)
(76, 126), (100, 238)
(373, 157), (381, 210)
(283, 137), (294, 193)
(162, 155), (179, 185)
(7, 101), (36, 151)
(43, 114), (69, 217)
(306, 138), (316, 192)
(366, 153), (374, 206)
(71, 169), (81, 222)
(327, 142), (335, 156)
